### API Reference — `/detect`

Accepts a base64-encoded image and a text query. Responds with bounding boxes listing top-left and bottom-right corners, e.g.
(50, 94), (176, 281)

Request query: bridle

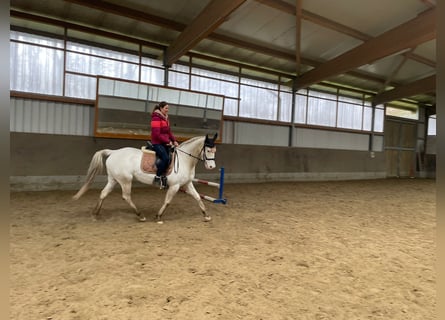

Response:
(172, 139), (216, 173)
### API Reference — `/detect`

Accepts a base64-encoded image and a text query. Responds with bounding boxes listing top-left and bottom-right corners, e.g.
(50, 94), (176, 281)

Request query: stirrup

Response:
(153, 176), (161, 187)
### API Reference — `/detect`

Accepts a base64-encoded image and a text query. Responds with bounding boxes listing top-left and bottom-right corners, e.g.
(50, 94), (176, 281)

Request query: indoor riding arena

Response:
(10, 1), (437, 319)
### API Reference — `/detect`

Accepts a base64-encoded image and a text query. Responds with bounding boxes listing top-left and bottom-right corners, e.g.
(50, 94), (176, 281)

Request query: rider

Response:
(150, 101), (179, 189)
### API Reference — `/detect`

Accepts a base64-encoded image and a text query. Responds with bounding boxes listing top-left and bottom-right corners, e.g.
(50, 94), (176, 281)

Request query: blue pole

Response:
(219, 167), (225, 201)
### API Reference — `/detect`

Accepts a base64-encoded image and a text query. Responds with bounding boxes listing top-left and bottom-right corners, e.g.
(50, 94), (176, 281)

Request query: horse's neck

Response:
(181, 137), (204, 155)
(177, 137), (204, 168)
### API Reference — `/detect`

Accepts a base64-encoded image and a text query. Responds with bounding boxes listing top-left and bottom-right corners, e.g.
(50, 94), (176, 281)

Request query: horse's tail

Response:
(72, 149), (113, 200)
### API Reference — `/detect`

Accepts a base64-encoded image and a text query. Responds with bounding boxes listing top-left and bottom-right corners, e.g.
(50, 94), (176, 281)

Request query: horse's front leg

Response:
(183, 182), (211, 222)
(156, 184), (180, 224)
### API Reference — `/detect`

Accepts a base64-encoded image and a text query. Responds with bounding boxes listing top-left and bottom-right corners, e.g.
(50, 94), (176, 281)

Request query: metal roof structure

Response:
(10, 0), (436, 108)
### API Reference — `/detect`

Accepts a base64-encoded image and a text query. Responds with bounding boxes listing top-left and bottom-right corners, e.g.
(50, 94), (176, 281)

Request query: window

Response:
(191, 68), (238, 97)
(374, 106), (384, 132)
(428, 115), (436, 135)
(278, 91), (292, 122)
(141, 56), (164, 85)
(294, 92), (307, 124)
(307, 96), (336, 127)
(239, 78), (279, 120)
(66, 45), (139, 81)
(169, 64), (190, 89)
(10, 31), (64, 95)
(10, 29), (388, 134)
(337, 101), (363, 130)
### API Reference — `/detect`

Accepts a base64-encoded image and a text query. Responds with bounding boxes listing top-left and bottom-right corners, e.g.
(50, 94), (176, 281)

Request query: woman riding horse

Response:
(150, 101), (179, 189)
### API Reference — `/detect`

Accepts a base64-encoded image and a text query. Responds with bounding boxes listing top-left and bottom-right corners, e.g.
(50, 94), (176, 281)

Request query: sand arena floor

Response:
(10, 178), (436, 319)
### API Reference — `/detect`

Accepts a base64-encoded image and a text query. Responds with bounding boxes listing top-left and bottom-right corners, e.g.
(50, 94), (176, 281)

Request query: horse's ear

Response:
(213, 133), (218, 141)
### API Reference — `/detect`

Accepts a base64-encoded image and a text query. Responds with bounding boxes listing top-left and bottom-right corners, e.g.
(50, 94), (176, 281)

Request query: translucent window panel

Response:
(66, 52), (139, 81)
(98, 79), (150, 100)
(241, 77), (279, 90)
(191, 75), (238, 98)
(171, 64), (189, 72)
(363, 106), (373, 131)
(427, 115), (436, 135)
(307, 97), (336, 127)
(278, 91), (292, 122)
(67, 42), (139, 63)
(177, 91), (214, 108)
(362, 105), (385, 132)
(203, 95), (224, 110)
(337, 102), (363, 130)
(308, 89), (337, 101)
(294, 94), (307, 124)
(374, 107), (384, 132)
(141, 66), (164, 86)
(193, 67), (238, 82)
(223, 98), (239, 116)
(10, 42), (64, 95)
(11, 31), (64, 48)
(168, 70), (189, 89)
(65, 74), (97, 99)
(141, 56), (164, 67)
(239, 85), (278, 120)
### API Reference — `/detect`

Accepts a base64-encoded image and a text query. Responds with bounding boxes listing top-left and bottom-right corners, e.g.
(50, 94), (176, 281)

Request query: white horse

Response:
(73, 134), (218, 223)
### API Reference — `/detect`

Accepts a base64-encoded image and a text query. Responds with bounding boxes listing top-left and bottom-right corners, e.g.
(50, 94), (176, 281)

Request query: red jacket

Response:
(150, 110), (176, 145)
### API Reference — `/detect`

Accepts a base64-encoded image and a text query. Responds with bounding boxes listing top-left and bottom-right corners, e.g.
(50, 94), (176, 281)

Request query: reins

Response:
(172, 145), (204, 174)
(175, 146), (203, 161)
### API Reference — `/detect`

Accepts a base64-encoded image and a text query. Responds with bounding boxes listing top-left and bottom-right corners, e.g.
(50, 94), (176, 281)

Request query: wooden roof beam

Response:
(295, 8), (436, 89)
(256, 0), (371, 41)
(164, 0), (247, 67)
(64, 0), (184, 31)
(372, 75), (436, 105)
(256, 0), (435, 67)
(295, 0), (302, 73)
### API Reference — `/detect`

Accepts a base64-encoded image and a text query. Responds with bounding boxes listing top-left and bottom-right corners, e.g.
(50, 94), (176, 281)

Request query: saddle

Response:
(140, 141), (174, 175)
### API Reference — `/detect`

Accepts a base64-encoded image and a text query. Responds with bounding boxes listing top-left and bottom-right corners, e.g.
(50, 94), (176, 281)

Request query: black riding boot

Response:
(160, 176), (168, 189)
(153, 175), (168, 189)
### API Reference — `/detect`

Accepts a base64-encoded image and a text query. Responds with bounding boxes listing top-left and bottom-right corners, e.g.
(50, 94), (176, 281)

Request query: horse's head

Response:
(203, 133), (218, 170)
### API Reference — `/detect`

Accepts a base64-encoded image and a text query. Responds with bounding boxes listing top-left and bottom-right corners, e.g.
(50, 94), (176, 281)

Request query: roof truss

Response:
(164, 0), (247, 67)
(29, 0), (435, 104)
(295, 8), (436, 89)
(372, 75), (436, 106)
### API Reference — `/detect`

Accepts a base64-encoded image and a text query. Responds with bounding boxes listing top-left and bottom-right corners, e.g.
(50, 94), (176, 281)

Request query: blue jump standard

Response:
(214, 167), (227, 204)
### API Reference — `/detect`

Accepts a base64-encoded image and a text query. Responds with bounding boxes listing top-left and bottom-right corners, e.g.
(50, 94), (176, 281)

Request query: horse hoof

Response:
(138, 216), (146, 222)
(157, 220), (164, 225)
(204, 216), (212, 222)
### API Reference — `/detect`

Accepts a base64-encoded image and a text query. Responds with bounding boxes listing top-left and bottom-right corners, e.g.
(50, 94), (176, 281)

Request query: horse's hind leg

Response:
(93, 178), (117, 220)
(120, 179), (146, 222)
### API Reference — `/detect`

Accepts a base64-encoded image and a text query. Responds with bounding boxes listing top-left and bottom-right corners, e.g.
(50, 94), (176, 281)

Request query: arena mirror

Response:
(94, 77), (224, 141)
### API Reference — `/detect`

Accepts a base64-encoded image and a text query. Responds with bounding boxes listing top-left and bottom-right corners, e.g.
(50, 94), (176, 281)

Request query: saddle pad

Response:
(140, 146), (175, 175)
(140, 147), (156, 173)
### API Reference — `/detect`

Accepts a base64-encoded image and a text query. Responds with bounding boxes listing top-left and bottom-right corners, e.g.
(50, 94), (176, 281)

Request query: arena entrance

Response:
(384, 118), (417, 177)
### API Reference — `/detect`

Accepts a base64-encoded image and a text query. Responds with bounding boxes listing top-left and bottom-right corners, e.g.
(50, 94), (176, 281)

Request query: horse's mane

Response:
(180, 136), (205, 147)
